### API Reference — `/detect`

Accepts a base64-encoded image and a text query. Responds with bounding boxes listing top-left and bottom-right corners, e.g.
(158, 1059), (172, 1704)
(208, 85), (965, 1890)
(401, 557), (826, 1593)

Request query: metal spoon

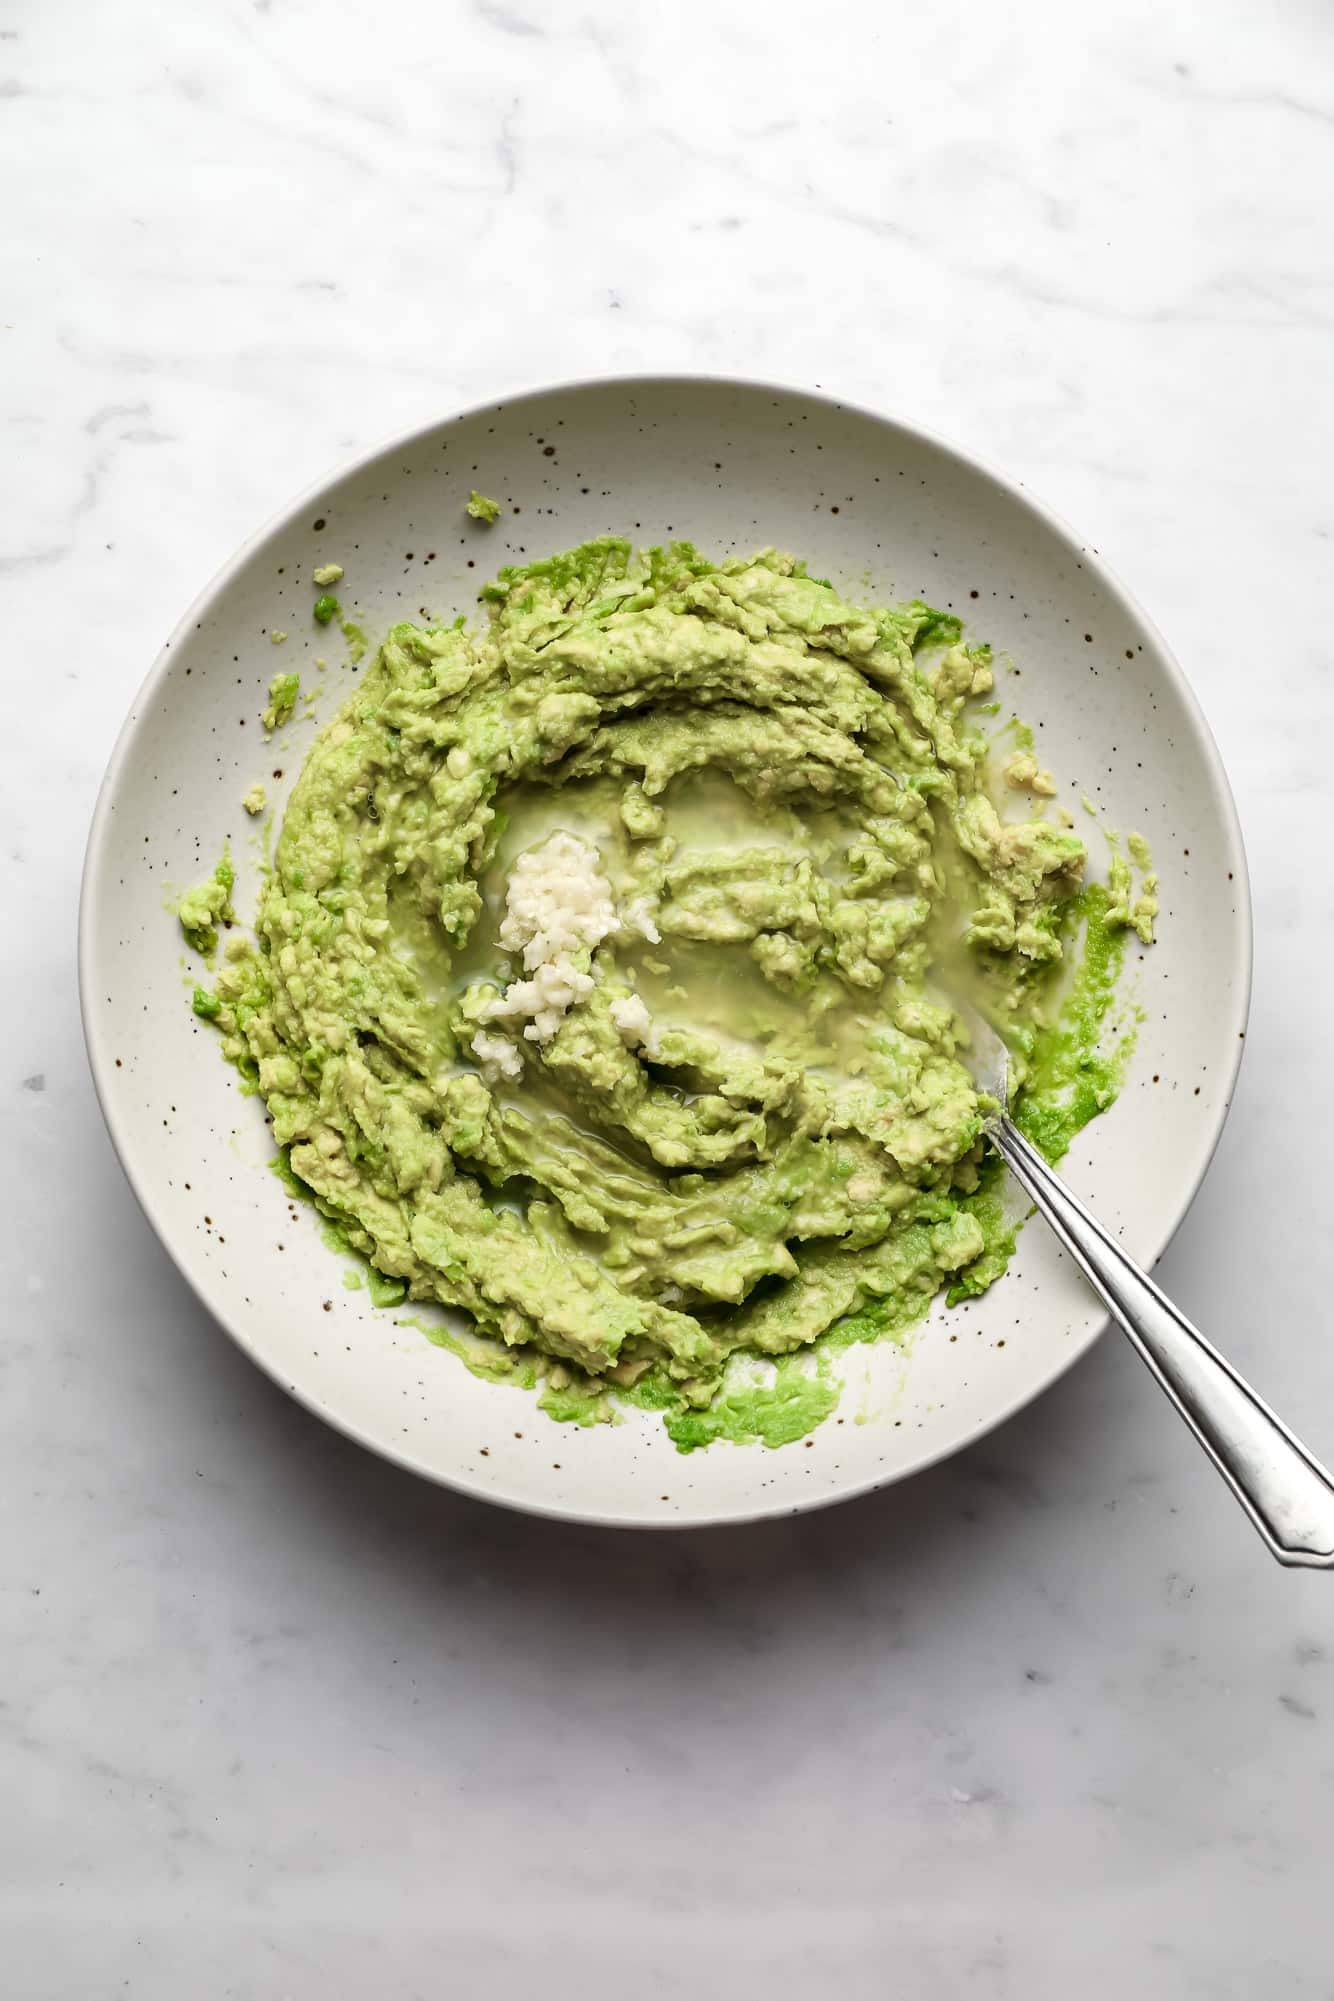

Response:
(964, 1010), (1334, 1568)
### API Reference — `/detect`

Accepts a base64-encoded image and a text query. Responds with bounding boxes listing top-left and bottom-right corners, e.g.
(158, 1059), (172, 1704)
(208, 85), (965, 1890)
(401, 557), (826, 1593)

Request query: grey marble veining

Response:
(4, 0), (1334, 1993)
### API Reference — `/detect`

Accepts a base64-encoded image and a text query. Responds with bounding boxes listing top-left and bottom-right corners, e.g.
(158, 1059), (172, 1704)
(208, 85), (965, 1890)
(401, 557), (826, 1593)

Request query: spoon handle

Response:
(991, 1115), (1334, 1568)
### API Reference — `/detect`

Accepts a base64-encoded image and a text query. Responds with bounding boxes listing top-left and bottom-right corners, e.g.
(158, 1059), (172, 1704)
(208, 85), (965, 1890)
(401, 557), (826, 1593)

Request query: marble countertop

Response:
(6, 1), (1334, 1993)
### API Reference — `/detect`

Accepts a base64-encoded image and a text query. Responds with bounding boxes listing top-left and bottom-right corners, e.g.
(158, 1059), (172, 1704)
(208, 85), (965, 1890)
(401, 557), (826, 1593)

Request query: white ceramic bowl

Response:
(81, 376), (1251, 1527)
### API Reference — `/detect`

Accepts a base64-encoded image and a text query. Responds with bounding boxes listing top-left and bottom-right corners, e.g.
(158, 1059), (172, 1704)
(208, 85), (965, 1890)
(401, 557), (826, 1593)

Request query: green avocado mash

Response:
(467, 490), (502, 523)
(178, 852), (234, 959)
(262, 672), (300, 733)
(184, 539), (1152, 1447)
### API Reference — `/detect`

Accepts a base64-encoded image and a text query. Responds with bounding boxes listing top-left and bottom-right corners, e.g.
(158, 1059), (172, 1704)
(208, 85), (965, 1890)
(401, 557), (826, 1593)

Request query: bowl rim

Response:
(79, 370), (1254, 1529)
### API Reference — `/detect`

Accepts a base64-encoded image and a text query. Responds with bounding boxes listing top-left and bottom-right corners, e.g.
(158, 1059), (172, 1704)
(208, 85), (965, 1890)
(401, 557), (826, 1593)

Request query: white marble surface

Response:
(5, 0), (1334, 1992)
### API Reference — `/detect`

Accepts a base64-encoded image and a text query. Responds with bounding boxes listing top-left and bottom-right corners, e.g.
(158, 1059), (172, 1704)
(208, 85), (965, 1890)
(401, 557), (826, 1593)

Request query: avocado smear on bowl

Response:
(183, 538), (1154, 1450)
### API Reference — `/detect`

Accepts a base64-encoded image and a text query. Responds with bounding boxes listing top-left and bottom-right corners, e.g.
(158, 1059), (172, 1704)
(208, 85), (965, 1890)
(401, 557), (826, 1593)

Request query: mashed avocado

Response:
(262, 672), (300, 733)
(178, 852), (234, 958)
(184, 539), (1151, 1447)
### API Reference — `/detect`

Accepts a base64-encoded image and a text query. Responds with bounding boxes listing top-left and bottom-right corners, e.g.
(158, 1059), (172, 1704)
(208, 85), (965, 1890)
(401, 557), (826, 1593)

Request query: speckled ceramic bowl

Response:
(80, 376), (1251, 1527)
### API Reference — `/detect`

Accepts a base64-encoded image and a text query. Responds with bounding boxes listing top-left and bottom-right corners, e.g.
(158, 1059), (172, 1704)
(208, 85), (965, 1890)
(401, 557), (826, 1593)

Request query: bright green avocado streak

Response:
(1014, 884), (1134, 1163)
(631, 1352), (842, 1451)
